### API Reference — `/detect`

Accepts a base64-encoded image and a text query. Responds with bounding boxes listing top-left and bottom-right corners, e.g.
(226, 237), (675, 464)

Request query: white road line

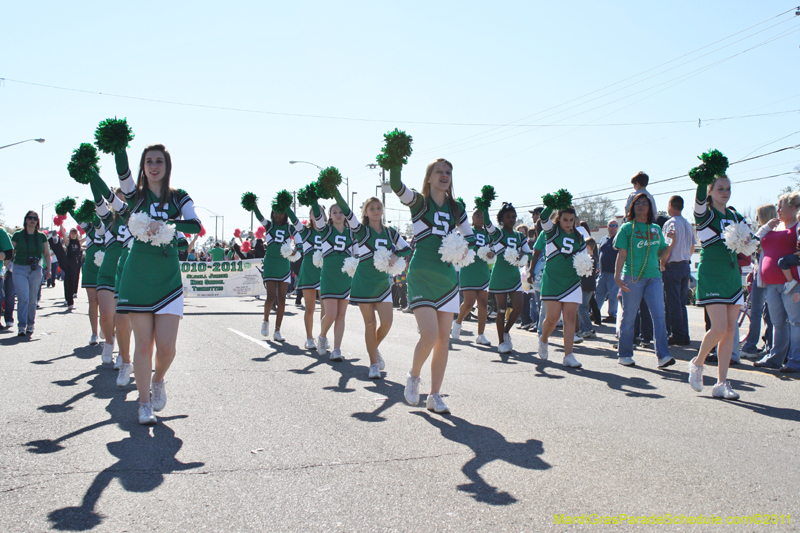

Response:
(228, 328), (272, 349)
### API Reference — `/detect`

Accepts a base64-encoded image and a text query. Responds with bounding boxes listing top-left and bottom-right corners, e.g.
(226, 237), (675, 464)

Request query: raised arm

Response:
(167, 191), (202, 234)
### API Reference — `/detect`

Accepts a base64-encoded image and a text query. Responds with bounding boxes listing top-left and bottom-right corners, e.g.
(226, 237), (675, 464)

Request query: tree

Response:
(572, 196), (618, 231)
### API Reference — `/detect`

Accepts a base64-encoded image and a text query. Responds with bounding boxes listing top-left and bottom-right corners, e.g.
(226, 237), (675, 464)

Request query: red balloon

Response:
(234, 228), (241, 238)
(241, 241), (252, 253)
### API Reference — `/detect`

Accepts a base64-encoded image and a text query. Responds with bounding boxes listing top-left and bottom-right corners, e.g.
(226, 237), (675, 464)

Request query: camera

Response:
(27, 256), (39, 271)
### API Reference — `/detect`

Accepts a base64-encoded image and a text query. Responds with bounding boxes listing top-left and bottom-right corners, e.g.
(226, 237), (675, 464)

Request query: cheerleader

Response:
(308, 197), (354, 362)
(451, 207), (494, 346)
(248, 196), (300, 342)
(687, 152), (748, 400)
(113, 143), (201, 425)
(330, 188), (412, 378)
(389, 157), (474, 414)
(291, 206), (328, 350)
(488, 203), (532, 354)
(537, 194), (584, 368)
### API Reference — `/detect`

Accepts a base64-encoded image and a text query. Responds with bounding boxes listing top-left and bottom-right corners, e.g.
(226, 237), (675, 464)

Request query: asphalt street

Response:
(1, 288), (798, 532)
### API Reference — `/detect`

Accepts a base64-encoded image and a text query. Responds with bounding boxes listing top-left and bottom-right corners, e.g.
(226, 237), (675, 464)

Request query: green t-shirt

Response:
(11, 230), (48, 266)
(209, 247), (224, 262)
(613, 221), (667, 279)
(0, 228), (12, 253)
(533, 231), (546, 251)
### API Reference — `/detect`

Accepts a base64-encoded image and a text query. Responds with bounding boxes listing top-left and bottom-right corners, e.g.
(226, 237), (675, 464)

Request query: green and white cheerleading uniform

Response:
(343, 210), (412, 304)
(253, 204), (299, 284)
(488, 227), (532, 294)
(292, 222), (325, 291)
(539, 207), (585, 304)
(95, 209), (130, 294)
(694, 183), (746, 306)
(117, 179), (201, 315)
(391, 176), (474, 313)
(311, 207), (355, 300)
(458, 226), (492, 291)
(79, 218), (105, 289)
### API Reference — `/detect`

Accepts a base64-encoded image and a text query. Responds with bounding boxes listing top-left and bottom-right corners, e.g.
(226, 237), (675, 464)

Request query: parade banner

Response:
(180, 259), (266, 297)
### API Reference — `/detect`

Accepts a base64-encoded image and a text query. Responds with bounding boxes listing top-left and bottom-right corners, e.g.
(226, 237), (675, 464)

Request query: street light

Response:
(290, 160), (349, 207)
(351, 192), (358, 211)
(195, 206), (224, 242)
(1, 138), (45, 150)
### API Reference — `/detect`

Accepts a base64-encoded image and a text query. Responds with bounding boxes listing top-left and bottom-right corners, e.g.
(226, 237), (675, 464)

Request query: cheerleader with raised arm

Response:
(329, 186), (412, 379)
(294, 188), (328, 350)
(686, 150), (755, 400)
(379, 130), (474, 414)
(451, 190), (497, 347)
(488, 202), (533, 354)
(303, 169), (355, 362)
(537, 190), (585, 369)
(241, 190), (300, 342)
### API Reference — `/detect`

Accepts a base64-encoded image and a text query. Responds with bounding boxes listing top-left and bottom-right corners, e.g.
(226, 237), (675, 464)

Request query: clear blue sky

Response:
(2, 1), (799, 238)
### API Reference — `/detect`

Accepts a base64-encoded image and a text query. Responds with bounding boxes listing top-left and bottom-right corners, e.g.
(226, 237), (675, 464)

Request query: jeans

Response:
(663, 261), (690, 342)
(578, 289), (594, 332)
(634, 299), (653, 342)
(759, 284), (800, 370)
(594, 271), (619, 317)
(520, 292), (532, 325)
(743, 284), (767, 352)
(618, 275), (670, 359)
(530, 290), (540, 328)
(13, 264), (43, 331)
(2, 272), (14, 324)
(537, 296), (547, 335)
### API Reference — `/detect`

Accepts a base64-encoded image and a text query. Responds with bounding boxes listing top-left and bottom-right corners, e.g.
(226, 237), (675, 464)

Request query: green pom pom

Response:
(474, 197), (489, 211)
(376, 129), (413, 171)
(455, 197), (465, 208)
(67, 143), (100, 184)
(241, 192), (258, 212)
(94, 117), (135, 154)
(542, 189), (573, 211)
(55, 197), (76, 216)
(690, 149), (729, 186)
(480, 185), (496, 203)
(73, 200), (96, 224)
(297, 183), (320, 206)
(272, 190), (293, 212)
(317, 167), (343, 198)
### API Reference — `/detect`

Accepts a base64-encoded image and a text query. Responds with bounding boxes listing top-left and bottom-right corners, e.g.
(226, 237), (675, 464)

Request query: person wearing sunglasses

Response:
(10, 211), (51, 336)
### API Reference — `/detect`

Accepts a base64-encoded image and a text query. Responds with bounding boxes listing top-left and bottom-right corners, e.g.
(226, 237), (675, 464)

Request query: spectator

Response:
(661, 195), (696, 346)
(625, 171), (657, 215)
(11, 211), (51, 336)
(595, 218), (620, 323)
(0, 224), (15, 330)
(741, 204), (777, 357)
(63, 228), (83, 311)
(577, 237), (598, 338)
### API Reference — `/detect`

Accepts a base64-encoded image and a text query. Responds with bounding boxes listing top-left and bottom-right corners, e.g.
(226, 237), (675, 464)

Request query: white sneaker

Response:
(317, 336), (328, 356)
(475, 334), (491, 346)
(138, 402), (157, 425)
(151, 381), (167, 411)
(712, 380), (740, 400)
(451, 321), (461, 340)
(330, 348), (343, 362)
(657, 356), (676, 368)
(101, 342), (114, 365)
(68, 305), (74, 311)
(116, 364), (133, 387)
(573, 335), (584, 344)
(504, 332), (512, 348)
(688, 358), (704, 392)
(368, 363), (381, 379)
(618, 357), (635, 366)
(304, 338), (316, 350)
(784, 279), (798, 294)
(377, 353), (386, 370)
(426, 392), (450, 414)
(89, 333), (99, 345)
(273, 330), (285, 342)
(113, 354), (123, 370)
(404, 373), (421, 405)
(562, 353), (582, 368)
(498, 341), (512, 354)
(538, 340), (549, 361)
(261, 320), (270, 337)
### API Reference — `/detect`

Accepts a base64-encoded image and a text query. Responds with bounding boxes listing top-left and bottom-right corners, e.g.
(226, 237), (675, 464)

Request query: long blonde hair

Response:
(421, 158), (461, 217)
(756, 203), (777, 225)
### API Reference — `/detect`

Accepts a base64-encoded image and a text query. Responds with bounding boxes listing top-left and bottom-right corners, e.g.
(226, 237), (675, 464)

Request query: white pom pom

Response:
(503, 247), (527, 267)
(477, 246), (496, 265)
(723, 221), (758, 257)
(93, 251), (105, 267)
(572, 251), (594, 277)
(148, 221), (176, 247)
(373, 248), (406, 276)
(439, 232), (474, 267)
(312, 250), (324, 269)
(127, 212), (152, 244)
(342, 256), (359, 277)
(280, 241), (301, 261)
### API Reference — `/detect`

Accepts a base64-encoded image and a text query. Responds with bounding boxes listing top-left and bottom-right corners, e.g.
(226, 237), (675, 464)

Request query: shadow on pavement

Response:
(31, 345), (100, 365)
(702, 398), (800, 422)
(412, 412), (551, 506)
(350, 378), (406, 422)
